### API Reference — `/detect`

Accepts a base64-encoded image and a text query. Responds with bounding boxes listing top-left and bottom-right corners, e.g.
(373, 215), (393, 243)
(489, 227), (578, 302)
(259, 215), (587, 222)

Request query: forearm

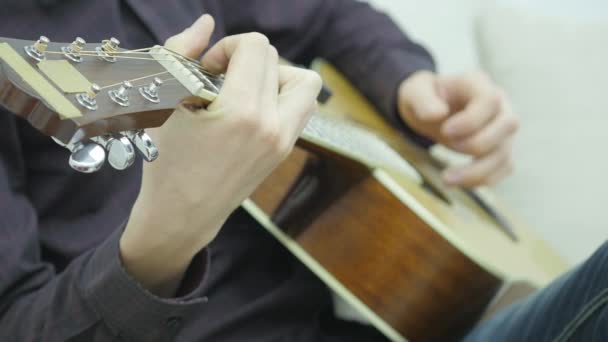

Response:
(119, 232), (193, 298)
(119, 205), (215, 298)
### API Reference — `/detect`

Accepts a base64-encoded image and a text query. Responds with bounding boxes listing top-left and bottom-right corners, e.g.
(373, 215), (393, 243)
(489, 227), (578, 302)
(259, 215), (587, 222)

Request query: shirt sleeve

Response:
(219, 0), (436, 146)
(0, 159), (209, 342)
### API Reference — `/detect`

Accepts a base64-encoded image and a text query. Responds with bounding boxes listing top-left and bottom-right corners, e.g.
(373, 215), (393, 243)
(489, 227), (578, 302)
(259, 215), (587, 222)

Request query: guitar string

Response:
(117, 47), (220, 78)
(44, 51), (185, 63)
(42, 39), (219, 75)
(42, 47), (220, 91)
(97, 71), (172, 90)
(44, 48), (219, 77)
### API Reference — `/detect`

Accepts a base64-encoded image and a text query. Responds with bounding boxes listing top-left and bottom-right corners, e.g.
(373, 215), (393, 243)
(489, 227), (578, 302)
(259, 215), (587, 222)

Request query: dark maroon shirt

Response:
(0, 0), (434, 341)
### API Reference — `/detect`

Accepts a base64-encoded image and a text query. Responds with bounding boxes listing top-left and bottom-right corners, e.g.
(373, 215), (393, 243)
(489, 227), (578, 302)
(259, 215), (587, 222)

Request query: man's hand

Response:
(120, 15), (322, 296)
(398, 71), (519, 188)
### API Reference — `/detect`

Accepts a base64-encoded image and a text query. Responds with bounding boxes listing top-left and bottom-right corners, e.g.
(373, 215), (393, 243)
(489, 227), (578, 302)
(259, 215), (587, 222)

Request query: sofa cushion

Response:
(475, 1), (608, 263)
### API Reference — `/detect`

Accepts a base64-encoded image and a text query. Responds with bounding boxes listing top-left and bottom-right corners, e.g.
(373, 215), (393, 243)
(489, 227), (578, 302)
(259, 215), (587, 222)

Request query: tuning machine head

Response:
(139, 77), (163, 103)
(68, 142), (107, 173)
(52, 137), (107, 173)
(75, 83), (101, 111)
(92, 135), (136, 170)
(108, 81), (133, 107)
(24, 36), (50, 62)
(62, 37), (86, 63)
(124, 130), (158, 162)
(96, 37), (120, 63)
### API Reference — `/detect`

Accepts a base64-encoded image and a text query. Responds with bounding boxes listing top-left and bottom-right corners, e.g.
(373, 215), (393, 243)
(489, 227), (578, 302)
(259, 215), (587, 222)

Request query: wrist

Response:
(118, 203), (218, 297)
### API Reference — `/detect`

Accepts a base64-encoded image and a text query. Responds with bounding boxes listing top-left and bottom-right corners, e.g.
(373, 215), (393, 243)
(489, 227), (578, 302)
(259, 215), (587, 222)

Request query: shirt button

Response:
(165, 316), (183, 329)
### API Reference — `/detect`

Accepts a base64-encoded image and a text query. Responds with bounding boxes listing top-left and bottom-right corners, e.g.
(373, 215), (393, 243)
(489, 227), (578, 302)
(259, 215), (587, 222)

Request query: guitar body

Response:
(246, 61), (569, 341)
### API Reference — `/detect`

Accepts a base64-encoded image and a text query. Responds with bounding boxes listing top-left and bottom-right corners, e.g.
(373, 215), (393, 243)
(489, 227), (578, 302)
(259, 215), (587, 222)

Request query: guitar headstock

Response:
(0, 35), (223, 172)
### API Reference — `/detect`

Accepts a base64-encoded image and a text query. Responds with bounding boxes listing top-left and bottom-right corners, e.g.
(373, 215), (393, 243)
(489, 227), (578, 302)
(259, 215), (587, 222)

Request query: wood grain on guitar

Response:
(0, 36), (569, 341)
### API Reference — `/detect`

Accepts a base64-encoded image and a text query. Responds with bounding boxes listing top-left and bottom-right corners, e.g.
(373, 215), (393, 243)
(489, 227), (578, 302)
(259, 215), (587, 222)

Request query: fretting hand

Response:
(120, 15), (322, 296)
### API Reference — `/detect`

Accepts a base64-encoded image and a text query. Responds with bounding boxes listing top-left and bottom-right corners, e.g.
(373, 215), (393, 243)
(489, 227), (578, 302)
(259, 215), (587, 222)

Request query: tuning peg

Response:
(124, 130), (159, 162)
(139, 77), (163, 103)
(24, 36), (50, 62)
(62, 37), (86, 63)
(69, 142), (106, 173)
(108, 81), (132, 107)
(96, 37), (120, 63)
(51, 137), (106, 173)
(92, 135), (135, 170)
(75, 83), (101, 110)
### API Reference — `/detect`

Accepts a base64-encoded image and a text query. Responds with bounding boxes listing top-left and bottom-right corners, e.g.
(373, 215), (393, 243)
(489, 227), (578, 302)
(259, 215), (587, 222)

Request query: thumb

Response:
(164, 14), (215, 58)
(399, 71), (449, 122)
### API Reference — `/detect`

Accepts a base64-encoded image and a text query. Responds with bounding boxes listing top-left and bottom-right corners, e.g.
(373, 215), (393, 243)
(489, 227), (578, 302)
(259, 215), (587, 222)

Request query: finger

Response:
(450, 110), (519, 157)
(399, 71), (449, 122)
(202, 33), (270, 110)
(442, 144), (511, 187)
(200, 32), (268, 73)
(259, 45), (279, 116)
(441, 72), (495, 108)
(441, 90), (501, 139)
(277, 66), (322, 139)
(164, 14), (215, 58)
(485, 159), (514, 186)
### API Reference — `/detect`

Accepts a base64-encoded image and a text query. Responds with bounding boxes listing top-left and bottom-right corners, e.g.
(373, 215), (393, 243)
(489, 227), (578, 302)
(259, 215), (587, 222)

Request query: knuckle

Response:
(246, 32), (270, 45)
(454, 118), (475, 134)
(302, 70), (323, 91)
(259, 121), (282, 148)
(467, 139), (488, 156)
(463, 172), (484, 187)
(485, 89), (502, 108)
(239, 114), (262, 131)
(267, 45), (279, 60)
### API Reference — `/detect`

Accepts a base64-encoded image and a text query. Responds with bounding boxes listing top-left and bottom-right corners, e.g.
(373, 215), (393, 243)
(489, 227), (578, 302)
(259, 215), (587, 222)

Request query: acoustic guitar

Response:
(0, 36), (568, 341)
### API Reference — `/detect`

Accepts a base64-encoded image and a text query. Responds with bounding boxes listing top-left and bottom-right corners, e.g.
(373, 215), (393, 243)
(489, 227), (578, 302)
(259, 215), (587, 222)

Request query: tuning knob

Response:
(139, 77), (163, 103)
(51, 137), (106, 173)
(92, 135), (135, 170)
(75, 83), (101, 111)
(69, 142), (106, 173)
(108, 81), (132, 107)
(62, 37), (86, 63)
(24, 36), (50, 62)
(124, 130), (159, 162)
(96, 37), (120, 62)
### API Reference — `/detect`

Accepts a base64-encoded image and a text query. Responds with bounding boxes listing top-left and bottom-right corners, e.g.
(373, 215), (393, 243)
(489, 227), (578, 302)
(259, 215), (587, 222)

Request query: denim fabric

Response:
(464, 241), (608, 342)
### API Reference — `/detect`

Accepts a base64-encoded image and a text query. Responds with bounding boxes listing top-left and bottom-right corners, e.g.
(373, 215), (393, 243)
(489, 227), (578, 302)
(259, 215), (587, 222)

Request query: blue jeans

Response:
(463, 241), (608, 341)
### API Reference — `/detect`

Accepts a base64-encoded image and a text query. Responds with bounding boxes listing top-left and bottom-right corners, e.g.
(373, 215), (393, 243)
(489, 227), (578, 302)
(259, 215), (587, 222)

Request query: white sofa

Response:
(369, 0), (608, 264)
